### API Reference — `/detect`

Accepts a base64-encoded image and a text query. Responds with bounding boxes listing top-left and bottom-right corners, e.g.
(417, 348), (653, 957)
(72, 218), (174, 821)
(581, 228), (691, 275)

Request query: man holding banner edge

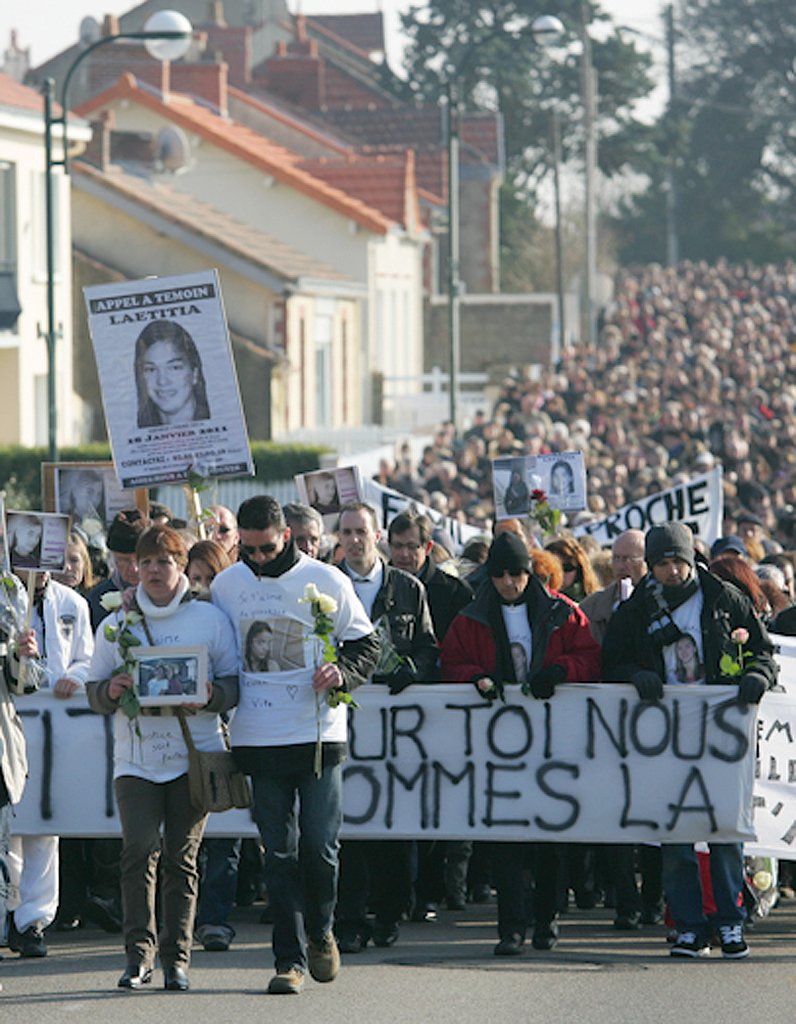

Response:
(602, 522), (778, 959)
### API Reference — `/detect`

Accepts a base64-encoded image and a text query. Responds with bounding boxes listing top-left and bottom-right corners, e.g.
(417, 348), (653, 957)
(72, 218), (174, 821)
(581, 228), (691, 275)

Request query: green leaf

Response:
(719, 653), (741, 677)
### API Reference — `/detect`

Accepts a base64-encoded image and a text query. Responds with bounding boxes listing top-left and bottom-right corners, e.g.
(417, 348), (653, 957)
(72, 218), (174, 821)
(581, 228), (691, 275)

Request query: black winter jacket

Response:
(602, 566), (778, 690)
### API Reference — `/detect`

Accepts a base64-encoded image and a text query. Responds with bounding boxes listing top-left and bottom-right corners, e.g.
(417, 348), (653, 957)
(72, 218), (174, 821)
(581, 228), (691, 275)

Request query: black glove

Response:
(737, 672), (767, 705)
(473, 676), (500, 703)
(387, 665), (415, 696)
(528, 663), (567, 700)
(631, 670), (664, 702)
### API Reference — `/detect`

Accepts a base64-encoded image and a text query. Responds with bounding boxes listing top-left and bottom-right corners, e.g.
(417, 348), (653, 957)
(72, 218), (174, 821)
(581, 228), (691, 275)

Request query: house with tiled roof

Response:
(74, 68), (427, 434)
(0, 71), (90, 446)
(25, 1), (502, 298)
(71, 134), (366, 441)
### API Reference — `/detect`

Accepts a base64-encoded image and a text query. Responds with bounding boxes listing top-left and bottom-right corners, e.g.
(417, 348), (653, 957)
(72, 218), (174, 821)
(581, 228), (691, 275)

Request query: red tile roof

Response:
(0, 70), (45, 113)
(75, 74), (394, 235)
(300, 150), (421, 234)
(307, 14), (385, 58)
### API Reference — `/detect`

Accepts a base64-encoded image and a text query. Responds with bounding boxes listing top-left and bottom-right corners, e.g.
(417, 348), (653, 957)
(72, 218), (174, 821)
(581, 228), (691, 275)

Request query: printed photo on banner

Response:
(492, 452), (586, 521)
(296, 466), (362, 531)
(6, 511), (69, 572)
(42, 462), (148, 533)
(242, 617), (306, 673)
(133, 646), (209, 706)
(0, 495), (9, 573)
(83, 270), (254, 489)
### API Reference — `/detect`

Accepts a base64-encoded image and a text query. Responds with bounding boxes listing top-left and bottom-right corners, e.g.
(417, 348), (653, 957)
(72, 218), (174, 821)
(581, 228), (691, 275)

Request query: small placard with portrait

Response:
(295, 465), (363, 532)
(492, 451), (587, 521)
(6, 511), (69, 573)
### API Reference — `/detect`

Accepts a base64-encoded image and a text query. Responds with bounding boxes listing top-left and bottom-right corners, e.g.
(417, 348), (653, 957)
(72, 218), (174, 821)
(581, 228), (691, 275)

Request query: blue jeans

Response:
(250, 763), (342, 973)
(196, 837), (242, 935)
(662, 842), (745, 940)
(0, 799), (11, 945)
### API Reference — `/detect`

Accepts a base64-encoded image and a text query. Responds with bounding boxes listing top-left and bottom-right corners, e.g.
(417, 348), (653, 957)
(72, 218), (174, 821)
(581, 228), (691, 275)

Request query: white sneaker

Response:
(718, 924), (749, 959)
(670, 931), (710, 958)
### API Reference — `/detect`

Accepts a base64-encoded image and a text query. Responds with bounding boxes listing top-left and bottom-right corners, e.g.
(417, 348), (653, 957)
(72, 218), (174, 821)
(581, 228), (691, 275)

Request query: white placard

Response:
(83, 270), (253, 488)
(7, 511), (69, 573)
(573, 467), (723, 546)
(493, 452), (587, 521)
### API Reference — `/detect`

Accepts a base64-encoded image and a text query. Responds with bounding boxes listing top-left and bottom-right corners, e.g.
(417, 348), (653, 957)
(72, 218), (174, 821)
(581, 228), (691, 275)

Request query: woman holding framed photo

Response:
(87, 526), (239, 992)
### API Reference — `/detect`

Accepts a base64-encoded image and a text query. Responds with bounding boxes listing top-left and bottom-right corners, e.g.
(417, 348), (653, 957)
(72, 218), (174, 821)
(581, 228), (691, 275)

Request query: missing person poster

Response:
(83, 270), (254, 488)
(493, 451), (587, 521)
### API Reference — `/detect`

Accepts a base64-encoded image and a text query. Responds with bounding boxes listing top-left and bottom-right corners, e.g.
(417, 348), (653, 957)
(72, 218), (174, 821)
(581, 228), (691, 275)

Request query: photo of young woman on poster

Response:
(134, 321), (211, 428)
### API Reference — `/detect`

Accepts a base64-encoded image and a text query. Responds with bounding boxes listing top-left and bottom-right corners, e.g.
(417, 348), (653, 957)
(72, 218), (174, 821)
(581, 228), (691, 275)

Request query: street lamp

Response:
(41, 10), (192, 462)
(444, 14), (564, 429)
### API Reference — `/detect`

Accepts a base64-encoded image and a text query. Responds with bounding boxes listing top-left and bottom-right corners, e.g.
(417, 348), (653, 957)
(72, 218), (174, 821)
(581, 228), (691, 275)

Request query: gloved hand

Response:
(737, 672), (767, 705)
(631, 669), (664, 702)
(387, 665), (415, 696)
(528, 663), (567, 700)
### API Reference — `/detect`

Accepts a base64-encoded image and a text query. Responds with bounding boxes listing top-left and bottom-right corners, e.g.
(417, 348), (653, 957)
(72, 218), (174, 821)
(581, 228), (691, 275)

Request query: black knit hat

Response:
(486, 531), (530, 575)
(645, 522), (695, 568)
(106, 509), (149, 553)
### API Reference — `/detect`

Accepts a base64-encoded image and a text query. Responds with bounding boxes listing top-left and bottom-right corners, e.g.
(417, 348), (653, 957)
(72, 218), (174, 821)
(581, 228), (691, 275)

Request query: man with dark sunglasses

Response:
(440, 531), (600, 957)
(210, 496), (379, 995)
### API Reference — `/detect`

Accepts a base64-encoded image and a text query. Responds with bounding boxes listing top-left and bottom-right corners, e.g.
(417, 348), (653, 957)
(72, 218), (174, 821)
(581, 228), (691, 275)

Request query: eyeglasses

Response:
(241, 543), (279, 556)
(490, 569), (527, 579)
(560, 562), (578, 573)
(214, 525), (232, 535)
(390, 541), (422, 552)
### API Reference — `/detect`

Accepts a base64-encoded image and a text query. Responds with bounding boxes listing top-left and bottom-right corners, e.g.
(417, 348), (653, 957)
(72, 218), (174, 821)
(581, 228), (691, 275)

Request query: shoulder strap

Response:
(176, 708), (196, 751)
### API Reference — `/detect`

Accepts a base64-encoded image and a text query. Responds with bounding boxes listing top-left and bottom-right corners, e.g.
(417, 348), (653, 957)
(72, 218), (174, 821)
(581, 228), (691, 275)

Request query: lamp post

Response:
(444, 14), (564, 429)
(41, 10), (192, 462)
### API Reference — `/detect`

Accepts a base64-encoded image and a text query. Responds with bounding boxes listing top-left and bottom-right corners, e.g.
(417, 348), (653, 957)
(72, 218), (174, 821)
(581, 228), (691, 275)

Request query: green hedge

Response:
(0, 442), (331, 509)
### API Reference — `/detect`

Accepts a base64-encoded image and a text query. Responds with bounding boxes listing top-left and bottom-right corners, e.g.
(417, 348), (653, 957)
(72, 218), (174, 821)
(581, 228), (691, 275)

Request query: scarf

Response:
(240, 538), (301, 578)
(135, 575), (191, 619)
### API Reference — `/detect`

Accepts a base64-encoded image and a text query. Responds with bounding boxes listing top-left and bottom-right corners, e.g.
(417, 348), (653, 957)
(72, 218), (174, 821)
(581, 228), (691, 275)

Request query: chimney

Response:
(82, 109), (115, 171)
(171, 56), (229, 116)
(101, 15), (120, 37)
(208, 0), (227, 27)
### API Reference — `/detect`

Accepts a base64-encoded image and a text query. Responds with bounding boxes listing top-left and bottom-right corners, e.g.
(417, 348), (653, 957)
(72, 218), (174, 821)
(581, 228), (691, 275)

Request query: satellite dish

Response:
(155, 125), (192, 173)
(79, 16), (101, 47)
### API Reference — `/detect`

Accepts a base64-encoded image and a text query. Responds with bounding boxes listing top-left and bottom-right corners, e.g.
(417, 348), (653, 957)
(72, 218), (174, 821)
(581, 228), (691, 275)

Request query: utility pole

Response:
(579, 3), (598, 348)
(665, 4), (679, 266)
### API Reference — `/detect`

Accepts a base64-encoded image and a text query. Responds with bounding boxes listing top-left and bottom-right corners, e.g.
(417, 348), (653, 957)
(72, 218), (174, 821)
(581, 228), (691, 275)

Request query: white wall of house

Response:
(0, 108), (88, 446)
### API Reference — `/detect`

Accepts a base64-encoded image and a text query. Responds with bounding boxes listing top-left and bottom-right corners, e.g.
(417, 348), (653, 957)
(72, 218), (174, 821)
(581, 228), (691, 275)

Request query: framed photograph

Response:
(295, 465), (363, 531)
(83, 270), (254, 488)
(6, 511), (69, 572)
(133, 645), (209, 707)
(42, 462), (149, 530)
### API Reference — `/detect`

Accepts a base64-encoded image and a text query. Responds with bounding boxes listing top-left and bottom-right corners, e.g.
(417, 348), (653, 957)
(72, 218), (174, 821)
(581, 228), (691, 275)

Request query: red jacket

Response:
(440, 576), (601, 684)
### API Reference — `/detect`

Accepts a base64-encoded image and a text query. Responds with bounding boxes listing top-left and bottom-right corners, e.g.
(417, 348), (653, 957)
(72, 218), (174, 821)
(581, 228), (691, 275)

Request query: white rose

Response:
(317, 594), (338, 615)
(303, 583), (321, 602)
(100, 592), (123, 612)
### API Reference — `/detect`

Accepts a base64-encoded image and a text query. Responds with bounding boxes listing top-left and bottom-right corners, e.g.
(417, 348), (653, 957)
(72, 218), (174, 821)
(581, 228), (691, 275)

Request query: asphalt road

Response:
(3, 897), (796, 1024)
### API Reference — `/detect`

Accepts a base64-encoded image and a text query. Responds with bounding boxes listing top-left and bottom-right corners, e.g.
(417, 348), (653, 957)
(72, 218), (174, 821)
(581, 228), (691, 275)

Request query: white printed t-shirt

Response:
(210, 555), (373, 748)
